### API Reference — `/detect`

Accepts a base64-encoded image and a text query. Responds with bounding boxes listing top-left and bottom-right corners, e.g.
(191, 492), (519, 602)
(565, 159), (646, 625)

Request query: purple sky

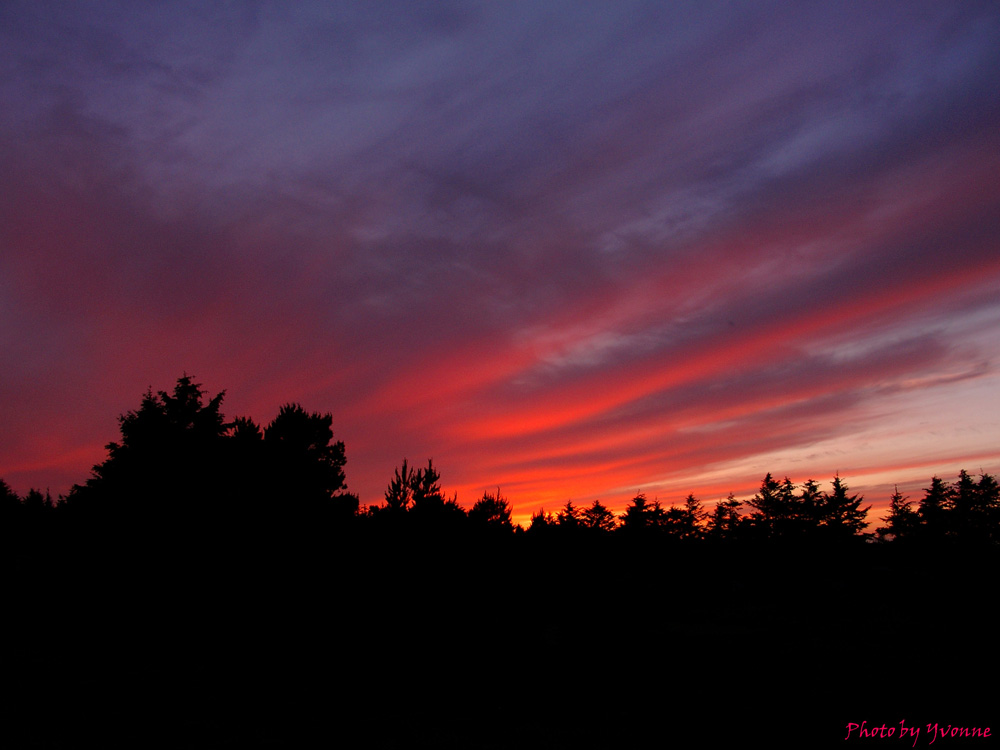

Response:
(3, 1), (999, 522)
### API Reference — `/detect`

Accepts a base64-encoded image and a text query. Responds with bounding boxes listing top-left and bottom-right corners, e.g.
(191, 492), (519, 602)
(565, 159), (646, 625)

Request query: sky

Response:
(2, 1), (999, 525)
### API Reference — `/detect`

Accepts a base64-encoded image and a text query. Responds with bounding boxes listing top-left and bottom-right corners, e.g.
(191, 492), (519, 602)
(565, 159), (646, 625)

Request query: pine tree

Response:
(798, 479), (823, 526)
(918, 476), (953, 539)
(682, 493), (707, 539)
(263, 403), (348, 506)
(410, 459), (444, 511)
(950, 470), (1000, 543)
(619, 492), (665, 533)
(469, 488), (512, 532)
(527, 508), (554, 535)
(581, 500), (617, 533)
(747, 474), (801, 538)
(975, 473), (1000, 543)
(876, 486), (918, 542)
(384, 459), (415, 514)
(556, 500), (583, 529)
(818, 474), (870, 540)
(1, 479), (21, 514)
(706, 493), (743, 541)
(67, 375), (230, 519)
(664, 494), (706, 540)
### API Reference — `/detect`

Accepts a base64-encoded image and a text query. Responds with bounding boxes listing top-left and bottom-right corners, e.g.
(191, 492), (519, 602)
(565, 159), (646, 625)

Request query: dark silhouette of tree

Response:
(527, 508), (554, 535)
(66, 375), (229, 520)
(952, 469), (977, 539)
(581, 500), (617, 533)
(469, 488), (512, 532)
(685, 493), (707, 524)
(876, 486), (919, 542)
(662, 494), (707, 541)
(619, 492), (647, 531)
(21, 488), (55, 516)
(3, 486), (55, 548)
(817, 474), (870, 540)
(1, 478), (20, 510)
(65, 376), (355, 530)
(798, 478), (823, 526)
(408, 460), (466, 529)
(263, 403), (348, 507)
(223, 402), (358, 526)
(744, 474), (872, 541)
(556, 500), (583, 529)
(706, 493), (744, 540)
(744, 473), (875, 541)
(949, 470), (1000, 543)
(619, 492), (666, 533)
(223, 415), (268, 516)
(229, 415), (264, 443)
(383, 458), (415, 514)
(226, 416), (265, 466)
(162, 375), (227, 438)
(376, 458), (463, 530)
(746, 474), (803, 538)
(918, 476), (953, 540)
(440, 492), (467, 520)
(974, 472), (1000, 543)
(0, 480), (22, 558)
(410, 459), (443, 510)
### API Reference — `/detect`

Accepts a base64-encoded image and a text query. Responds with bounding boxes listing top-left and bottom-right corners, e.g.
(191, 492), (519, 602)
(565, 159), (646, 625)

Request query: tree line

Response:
(5, 376), (998, 749)
(3, 375), (999, 547)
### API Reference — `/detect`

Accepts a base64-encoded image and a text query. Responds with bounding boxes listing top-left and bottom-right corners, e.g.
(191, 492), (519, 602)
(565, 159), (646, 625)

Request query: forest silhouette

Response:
(5, 376), (998, 748)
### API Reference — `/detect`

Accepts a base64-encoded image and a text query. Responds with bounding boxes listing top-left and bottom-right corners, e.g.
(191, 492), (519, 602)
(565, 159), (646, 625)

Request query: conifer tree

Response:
(682, 493), (707, 539)
(876, 486), (918, 542)
(949, 471), (1000, 543)
(706, 493), (743, 540)
(581, 500), (617, 533)
(412, 460), (442, 504)
(619, 492), (665, 532)
(263, 403), (348, 506)
(798, 479), (823, 526)
(918, 476), (953, 539)
(469, 488), (512, 532)
(384, 459), (415, 514)
(66, 376), (352, 526)
(67, 375), (229, 518)
(747, 474), (800, 538)
(556, 500), (583, 529)
(818, 474), (870, 539)
(527, 508), (554, 534)
(1, 479), (21, 513)
(974, 473), (1000, 543)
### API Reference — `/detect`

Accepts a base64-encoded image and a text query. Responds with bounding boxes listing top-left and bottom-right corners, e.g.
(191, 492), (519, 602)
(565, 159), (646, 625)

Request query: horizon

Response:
(3, 2), (999, 526)
(4, 372), (994, 529)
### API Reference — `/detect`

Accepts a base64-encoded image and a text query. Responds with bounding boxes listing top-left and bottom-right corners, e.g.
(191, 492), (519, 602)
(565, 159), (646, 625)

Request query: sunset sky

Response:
(3, 2), (999, 524)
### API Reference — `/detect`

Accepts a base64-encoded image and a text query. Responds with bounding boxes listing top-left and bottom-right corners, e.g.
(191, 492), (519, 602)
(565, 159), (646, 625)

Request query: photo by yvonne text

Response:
(845, 721), (992, 746)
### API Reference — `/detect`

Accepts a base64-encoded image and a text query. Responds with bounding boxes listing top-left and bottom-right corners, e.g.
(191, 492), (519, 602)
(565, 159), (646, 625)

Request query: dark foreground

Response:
(7, 529), (998, 749)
